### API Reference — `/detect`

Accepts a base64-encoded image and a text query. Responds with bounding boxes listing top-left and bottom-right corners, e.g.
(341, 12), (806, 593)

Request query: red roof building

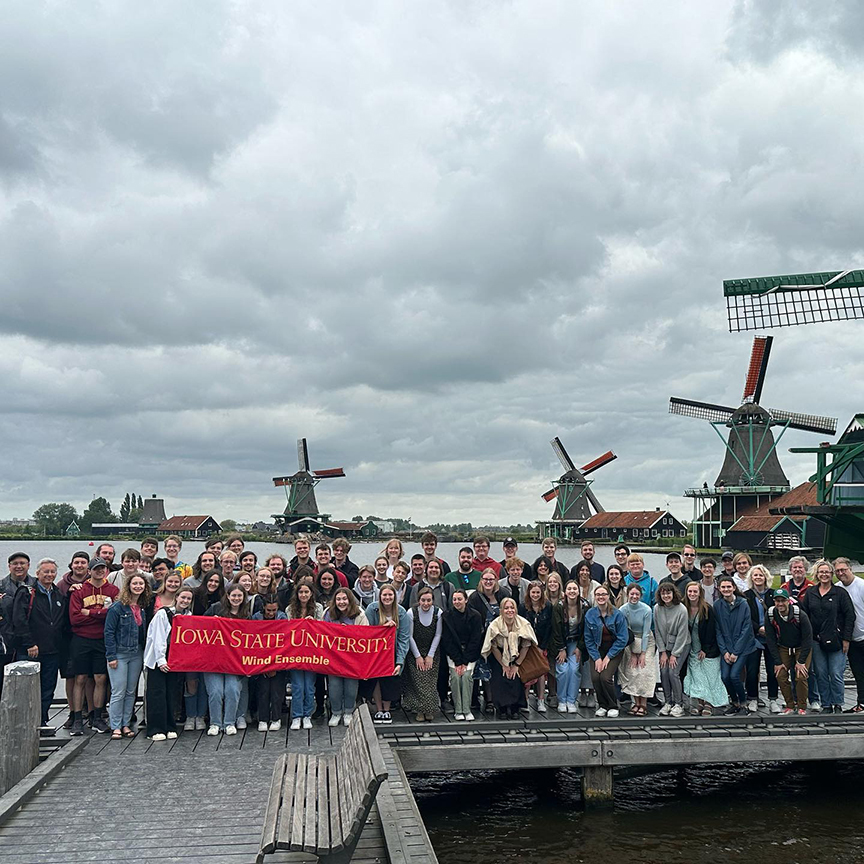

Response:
(158, 515), (222, 538)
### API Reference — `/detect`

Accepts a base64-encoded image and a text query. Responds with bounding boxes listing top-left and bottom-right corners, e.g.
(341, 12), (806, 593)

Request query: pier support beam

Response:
(581, 766), (614, 807)
(0, 661), (40, 796)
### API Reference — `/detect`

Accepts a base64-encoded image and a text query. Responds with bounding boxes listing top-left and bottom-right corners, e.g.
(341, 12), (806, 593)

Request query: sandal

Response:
(122, 727), (135, 738)
(701, 707), (713, 717)
(627, 705), (639, 715)
(635, 706), (647, 716)
(111, 729), (122, 740)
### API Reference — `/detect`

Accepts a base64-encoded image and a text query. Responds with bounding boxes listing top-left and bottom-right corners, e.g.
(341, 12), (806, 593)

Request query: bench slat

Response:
(359, 702), (388, 781)
(303, 755), (318, 853)
(275, 751), (299, 852)
(259, 753), (287, 856)
(326, 755), (344, 853)
(289, 753), (307, 852)
(317, 753), (330, 851)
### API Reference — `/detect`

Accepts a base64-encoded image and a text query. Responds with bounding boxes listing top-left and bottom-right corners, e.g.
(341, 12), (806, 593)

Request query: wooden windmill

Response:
(541, 437), (616, 523)
(272, 438), (345, 530)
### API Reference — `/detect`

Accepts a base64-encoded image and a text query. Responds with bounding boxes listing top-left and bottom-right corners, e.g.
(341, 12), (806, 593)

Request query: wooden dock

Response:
(2, 692), (864, 862)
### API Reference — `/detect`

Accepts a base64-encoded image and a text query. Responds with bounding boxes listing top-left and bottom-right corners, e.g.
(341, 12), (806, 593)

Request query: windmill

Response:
(541, 436), (616, 525)
(723, 269), (864, 560)
(670, 334), (837, 547)
(271, 438), (345, 530)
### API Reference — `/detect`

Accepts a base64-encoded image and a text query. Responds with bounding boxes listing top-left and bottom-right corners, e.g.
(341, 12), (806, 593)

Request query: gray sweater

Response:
(653, 603), (691, 657)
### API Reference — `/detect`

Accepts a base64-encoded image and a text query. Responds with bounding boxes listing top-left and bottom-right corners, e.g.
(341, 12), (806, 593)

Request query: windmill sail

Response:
(766, 408), (836, 436)
(669, 398), (736, 424)
(550, 437), (576, 473)
(742, 336), (772, 404)
(297, 438), (311, 473)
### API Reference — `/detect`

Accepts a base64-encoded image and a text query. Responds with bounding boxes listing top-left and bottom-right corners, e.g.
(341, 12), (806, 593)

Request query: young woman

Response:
(604, 565), (627, 608)
(105, 574), (152, 739)
(188, 551), (217, 589)
(545, 572), (563, 606)
(801, 559), (855, 714)
(353, 565), (380, 610)
(441, 588), (483, 721)
(731, 552), (753, 594)
(467, 569), (506, 713)
(154, 570), (183, 611)
(583, 585), (629, 718)
(744, 564), (779, 713)
(403, 587), (442, 722)
(251, 595), (288, 732)
(533, 555), (554, 584)
(315, 567), (338, 607)
(543, 571), (564, 707)
(323, 588), (368, 726)
(618, 584), (656, 716)
(682, 581), (726, 716)
(144, 585), (194, 740)
(286, 582), (324, 730)
(194, 570), (225, 615)
(410, 559), (453, 611)
(481, 597), (538, 719)
(365, 584), (411, 724)
(251, 567), (275, 616)
(549, 580), (588, 713)
(519, 581), (552, 712)
(383, 540), (404, 579)
(714, 576), (757, 715)
(373, 556), (390, 584)
(654, 583), (691, 717)
(572, 560), (597, 607)
(203, 584), (249, 735)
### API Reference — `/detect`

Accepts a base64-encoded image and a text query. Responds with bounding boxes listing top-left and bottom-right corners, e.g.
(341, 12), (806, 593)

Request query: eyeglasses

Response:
(683, 553), (696, 557)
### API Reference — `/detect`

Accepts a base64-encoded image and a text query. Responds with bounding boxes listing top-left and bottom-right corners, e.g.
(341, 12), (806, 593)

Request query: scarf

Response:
(481, 613), (537, 662)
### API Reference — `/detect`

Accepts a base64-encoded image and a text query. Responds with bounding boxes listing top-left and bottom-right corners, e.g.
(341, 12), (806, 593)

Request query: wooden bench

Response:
(257, 703), (388, 863)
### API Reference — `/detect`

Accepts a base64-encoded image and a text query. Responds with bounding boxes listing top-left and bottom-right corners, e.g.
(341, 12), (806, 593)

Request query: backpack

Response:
(767, 604), (799, 639)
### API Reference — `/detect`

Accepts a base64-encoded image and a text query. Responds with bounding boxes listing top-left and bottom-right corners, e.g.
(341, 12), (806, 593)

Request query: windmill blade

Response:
(586, 487), (605, 513)
(272, 476), (292, 487)
(541, 488), (558, 502)
(297, 438), (310, 473)
(581, 451), (617, 476)
(742, 335), (773, 404)
(312, 468), (346, 478)
(669, 397), (735, 423)
(550, 437), (576, 472)
(766, 408), (837, 436)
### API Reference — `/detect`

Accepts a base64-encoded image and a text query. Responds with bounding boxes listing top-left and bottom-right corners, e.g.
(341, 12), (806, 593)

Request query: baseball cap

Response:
(721, 551), (734, 561)
(8, 551), (30, 564)
(88, 558), (108, 570)
(773, 588), (790, 600)
(503, 537), (517, 547)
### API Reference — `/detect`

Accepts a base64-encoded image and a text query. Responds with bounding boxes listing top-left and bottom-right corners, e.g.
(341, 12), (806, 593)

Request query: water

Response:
(414, 761), (864, 864)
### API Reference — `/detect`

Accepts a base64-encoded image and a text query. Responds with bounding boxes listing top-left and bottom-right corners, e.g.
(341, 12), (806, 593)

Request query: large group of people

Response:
(1, 532), (862, 741)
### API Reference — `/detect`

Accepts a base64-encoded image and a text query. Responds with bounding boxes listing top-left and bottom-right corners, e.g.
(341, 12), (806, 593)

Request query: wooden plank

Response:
(276, 752), (299, 851)
(316, 753), (329, 851)
(289, 753), (307, 851)
(260, 753), (287, 855)
(0, 662), (41, 795)
(326, 756), (343, 852)
(393, 740), (604, 772)
(302, 757), (317, 853)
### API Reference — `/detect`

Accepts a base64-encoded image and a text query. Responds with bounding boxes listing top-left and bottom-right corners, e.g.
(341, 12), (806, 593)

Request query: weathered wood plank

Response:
(0, 661), (41, 795)
(316, 752), (329, 851)
(260, 753), (286, 856)
(302, 755), (317, 853)
(289, 753), (307, 851)
(326, 756), (343, 853)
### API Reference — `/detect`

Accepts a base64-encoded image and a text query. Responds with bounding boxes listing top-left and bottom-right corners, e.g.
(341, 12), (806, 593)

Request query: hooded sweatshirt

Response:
(68, 579), (120, 640)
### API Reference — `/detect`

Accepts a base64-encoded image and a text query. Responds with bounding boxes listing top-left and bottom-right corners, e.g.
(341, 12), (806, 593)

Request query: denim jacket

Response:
(104, 601), (146, 661)
(583, 606), (629, 661)
(365, 601), (411, 667)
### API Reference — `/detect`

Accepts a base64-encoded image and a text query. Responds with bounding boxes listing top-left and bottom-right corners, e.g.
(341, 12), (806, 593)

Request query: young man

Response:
(499, 558), (531, 607)
(534, 537), (570, 580)
(660, 552), (693, 596)
(410, 555), (427, 586)
(446, 547), (482, 592)
(624, 553), (658, 607)
(140, 537), (159, 559)
(107, 548), (146, 588)
(499, 538), (532, 580)
(12, 558), (66, 729)
(95, 543), (120, 572)
(613, 544), (631, 572)
(420, 532), (451, 575)
(720, 550), (736, 580)
(68, 558), (119, 735)
(265, 554), (289, 592)
(835, 557), (864, 713)
(331, 538), (360, 587)
(782, 556), (814, 602)
(204, 536), (223, 557)
(764, 589), (813, 715)
(150, 558), (173, 591)
(288, 536), (313, 575)
(238, 550), (258, 574)
(681, 544), (699, 579)
(314, 544), (348, 586)
(471, 536), (501, 576)
(577, 541), (605, 584)
(699, 557), (719, 606)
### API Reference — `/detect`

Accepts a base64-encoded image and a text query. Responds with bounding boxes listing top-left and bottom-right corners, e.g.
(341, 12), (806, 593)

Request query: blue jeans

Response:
(107, 650), (143, 730)
(327, 675), (358, 715)
(291, 670), (316, 719)
(720, 652), (749, 705)
(555, 641), (581, 706)
(184, 672), (208, 719)
(203, 673), (242, 729)
(811, 644), (846, 708)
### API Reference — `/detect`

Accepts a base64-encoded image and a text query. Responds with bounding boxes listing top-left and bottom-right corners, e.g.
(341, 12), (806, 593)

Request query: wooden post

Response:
(0, 661), (41, 795)
(581, 766), (614, 807)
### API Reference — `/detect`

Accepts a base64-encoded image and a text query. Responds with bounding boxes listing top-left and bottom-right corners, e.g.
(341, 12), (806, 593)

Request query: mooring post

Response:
(581, 765), (614, 807)
(0, 661), (41, 795)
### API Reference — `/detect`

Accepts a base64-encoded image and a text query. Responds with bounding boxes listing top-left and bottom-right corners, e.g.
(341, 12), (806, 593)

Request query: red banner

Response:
(168, 616), (396, 679)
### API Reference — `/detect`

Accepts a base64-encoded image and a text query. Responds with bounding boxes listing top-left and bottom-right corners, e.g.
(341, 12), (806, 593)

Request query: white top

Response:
(143, 607), (191, 669)
(839, 577), (864, 642)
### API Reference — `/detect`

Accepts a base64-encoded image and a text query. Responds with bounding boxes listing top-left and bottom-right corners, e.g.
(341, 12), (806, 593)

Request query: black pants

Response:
(745, 647), (779, 700)
(848, 640), (864, 705)
(38, 653), (60, 725)
(146, 667), (178, 736)
(256, 672), (287, 723)
(315, 673), (326, 710)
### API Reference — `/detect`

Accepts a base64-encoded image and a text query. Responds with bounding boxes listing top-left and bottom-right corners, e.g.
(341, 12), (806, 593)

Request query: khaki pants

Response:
(775, 647), (810, 710)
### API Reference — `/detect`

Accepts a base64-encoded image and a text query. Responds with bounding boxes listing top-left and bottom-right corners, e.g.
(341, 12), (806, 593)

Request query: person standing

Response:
(764, 588), (813, 715)
(352, 565), (380, 610)
(499, 558), (531, 608)
(618, 584), (657, 716)
(467, 570), (508, 713)
(654, 584), (691, 717)
(835, 558), (864, 713)
(365, 584), (410, 725)
(714, 576), (757, 715)
(659, 552), (694, 596)
(420, 532), (451, 576)
(251, 595), (288, 732)
(682, 581), (726, 716)
(323, 588), (368, 726)
(613, 545), (631, 574)
(583, 586), (628, 718)
(549, 580), (588, 714)
(439, 589), (483, 722)
(534, 538), (570, 581)
(744, 565), (780, 714)
(0, 552), (35, 687)
(577, 542), (606, 584)
(12, 558), (66, 729)
(731, 553), (752, 594)
(800, 559), (854, 714)
(519, 581), (552, 712)
(286, 582), (324, 730)
(782, 556), (814, 602)
(68, 558), (119, 735)
(699, 558), (719, 606)
(624, 554), (658, 608)
(471, 536), (501, 577)
(500, 538), (532, 580)
(403, 587), (442, 722)
(446, 548), (482, 592)
(681, 544), (700, 580)
(331, 538), (360, 587)
(409, 559), (454, 611)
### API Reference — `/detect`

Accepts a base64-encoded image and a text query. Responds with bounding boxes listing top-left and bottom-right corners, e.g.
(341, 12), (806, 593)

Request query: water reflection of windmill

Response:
(670, 335), (837, 547)
(271, 438), (345, 531)
(539, 436), (616, 540)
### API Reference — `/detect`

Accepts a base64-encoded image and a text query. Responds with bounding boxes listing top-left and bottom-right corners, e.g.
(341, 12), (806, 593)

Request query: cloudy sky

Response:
(2, 1), (863, 526)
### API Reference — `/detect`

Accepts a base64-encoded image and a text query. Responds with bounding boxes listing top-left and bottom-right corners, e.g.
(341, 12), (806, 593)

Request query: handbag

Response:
(518, 644), (549, 683)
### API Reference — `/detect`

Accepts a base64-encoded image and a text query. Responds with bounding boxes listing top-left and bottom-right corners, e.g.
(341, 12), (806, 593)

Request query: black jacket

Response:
(691, 605), (720, 659)
(765, 605), (813, 665)
(0, 574), (36, 647)
(549, 599), (589, 655)
(801, 585), (854, 651)
(519, 603), (553, 650)
(467, 589), (507, 628)
(440, 607), (483, 665)
(12, 584), (68, 655)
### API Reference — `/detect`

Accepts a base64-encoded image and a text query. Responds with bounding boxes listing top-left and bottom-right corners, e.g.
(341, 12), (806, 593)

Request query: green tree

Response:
(32, 503), (79, 536)
(120, 493), (131, 521)
(137, 494), (144, 510)
(221, 518), (237, 532)
(80, 497), (117, 531)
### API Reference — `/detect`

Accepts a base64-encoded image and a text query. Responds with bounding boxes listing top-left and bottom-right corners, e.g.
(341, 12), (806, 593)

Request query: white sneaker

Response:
(769, 699), (782, 714)
(236, 716), (247, 730)
(607, 709), (619, 718)
(290, 718), (301, 731)
(670, 705), (684, 717)
(207, 725), (219, 736)
(567, 703), (578, 714)
(302, 717), (312, 729)
(465, 712), (475, 721)
(183, 718), (196, 731)
(194, 717), (206, 731)
(595, 707), (607, 717)
(537, 699), (547, 713)
(269, 720), (281, 731)
(343, 714), (352, 726)
(454, 713), (465, 721)
(747, 699), (758, 713)
(166, 731), (178, 739)
(659, 703), (672, 716)
(259, 721), (269, 732)
(328, 714), (342, 727)
(149, 733), (166, 741)
(809, 701), (822, 712)
(225, 724), (237, 736)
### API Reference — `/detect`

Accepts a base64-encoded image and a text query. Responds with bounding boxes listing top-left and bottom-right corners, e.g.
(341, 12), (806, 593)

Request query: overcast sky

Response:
(2, 1), (863, 526)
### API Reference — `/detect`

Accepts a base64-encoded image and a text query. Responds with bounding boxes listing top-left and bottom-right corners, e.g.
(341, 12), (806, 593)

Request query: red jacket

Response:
(472, 557), (502, 577)
(69, 580), (120, 639)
